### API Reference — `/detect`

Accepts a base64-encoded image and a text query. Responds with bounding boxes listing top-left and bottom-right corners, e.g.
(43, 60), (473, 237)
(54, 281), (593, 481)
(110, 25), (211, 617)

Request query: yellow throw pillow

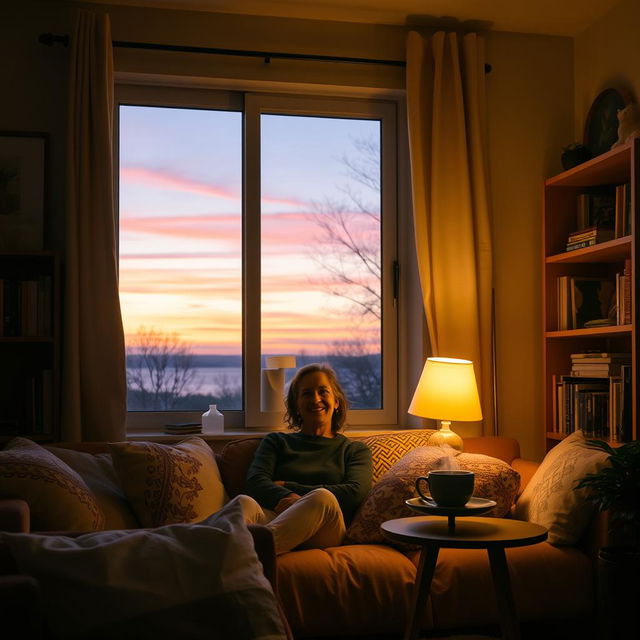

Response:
(356, 429), (437, 484)
(0, 437), (105, 532)
(109, 437), (228, 527)
(514, 430), (609, 545)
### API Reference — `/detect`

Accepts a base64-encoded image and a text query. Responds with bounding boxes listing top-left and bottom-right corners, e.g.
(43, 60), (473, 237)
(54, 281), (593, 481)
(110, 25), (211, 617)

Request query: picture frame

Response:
(0, 131), (47, 251)
(583, 88), (632, 158)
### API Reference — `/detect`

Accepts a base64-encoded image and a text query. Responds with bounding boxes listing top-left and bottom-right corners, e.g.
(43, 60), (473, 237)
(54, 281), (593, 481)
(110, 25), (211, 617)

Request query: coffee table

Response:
(381, 516), (547, 640)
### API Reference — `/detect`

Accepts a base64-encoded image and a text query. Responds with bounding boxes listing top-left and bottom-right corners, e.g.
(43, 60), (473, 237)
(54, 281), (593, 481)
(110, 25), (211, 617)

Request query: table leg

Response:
(487, 546), (521, 640)
(405, 546), (439, 640)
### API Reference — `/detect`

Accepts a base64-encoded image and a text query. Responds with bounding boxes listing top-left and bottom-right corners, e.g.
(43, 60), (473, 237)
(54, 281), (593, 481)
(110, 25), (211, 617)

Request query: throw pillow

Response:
(346, 446), (520, 545)
(109, 437), (228, 527)
(513, 430), (609, 545)
(0, 437), (105, 532)
(1, 499), (288, 640)
(356, 429), (438, 484)
(46, 446), (139, 530)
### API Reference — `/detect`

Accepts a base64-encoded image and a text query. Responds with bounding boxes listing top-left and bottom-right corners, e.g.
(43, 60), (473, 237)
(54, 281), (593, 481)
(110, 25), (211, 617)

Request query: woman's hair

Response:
(284, 363), (349, 434)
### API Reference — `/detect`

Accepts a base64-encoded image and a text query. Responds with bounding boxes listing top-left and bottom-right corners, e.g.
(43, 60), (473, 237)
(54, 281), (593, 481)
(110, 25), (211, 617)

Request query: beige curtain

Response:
(406, 30), (494, 435)
(62, 10), (126, 441)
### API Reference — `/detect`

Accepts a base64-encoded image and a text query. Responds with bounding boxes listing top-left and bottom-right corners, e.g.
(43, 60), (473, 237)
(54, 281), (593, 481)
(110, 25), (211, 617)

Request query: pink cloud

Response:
(121, 166), (305, 207)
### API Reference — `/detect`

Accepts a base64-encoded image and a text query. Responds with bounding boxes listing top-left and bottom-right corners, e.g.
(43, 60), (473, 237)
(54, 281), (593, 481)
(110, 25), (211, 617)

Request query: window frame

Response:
(116, 83), (401, 433)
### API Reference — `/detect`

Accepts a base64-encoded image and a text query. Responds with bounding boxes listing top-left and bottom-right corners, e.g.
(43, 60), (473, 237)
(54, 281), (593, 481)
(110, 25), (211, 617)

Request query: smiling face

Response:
(295, 371), (339, 437)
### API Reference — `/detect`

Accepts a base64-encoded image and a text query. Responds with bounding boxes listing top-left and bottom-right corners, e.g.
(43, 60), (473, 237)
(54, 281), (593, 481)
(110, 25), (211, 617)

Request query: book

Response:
(614, 182), (632, 237)
(570, 352), (631, 360)
(566, 239), (596, 252)
(567, 227), (614, 243)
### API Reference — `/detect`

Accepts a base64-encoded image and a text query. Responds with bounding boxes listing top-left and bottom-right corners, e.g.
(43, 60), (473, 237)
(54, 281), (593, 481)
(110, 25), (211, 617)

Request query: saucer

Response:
(405, 496), (497, 517)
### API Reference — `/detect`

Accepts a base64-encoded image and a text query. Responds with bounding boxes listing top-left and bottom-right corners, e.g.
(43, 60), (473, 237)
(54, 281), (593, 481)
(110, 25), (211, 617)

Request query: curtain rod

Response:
(38, 33), (492, 72)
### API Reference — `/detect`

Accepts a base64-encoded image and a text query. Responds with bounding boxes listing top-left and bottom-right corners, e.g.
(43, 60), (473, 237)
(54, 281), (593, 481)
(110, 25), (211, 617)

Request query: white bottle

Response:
(201, 404), (224, 434)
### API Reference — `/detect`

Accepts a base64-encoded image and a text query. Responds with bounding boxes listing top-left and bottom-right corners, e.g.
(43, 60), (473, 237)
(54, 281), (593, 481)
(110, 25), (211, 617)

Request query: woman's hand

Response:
(274, 493), (301, 514)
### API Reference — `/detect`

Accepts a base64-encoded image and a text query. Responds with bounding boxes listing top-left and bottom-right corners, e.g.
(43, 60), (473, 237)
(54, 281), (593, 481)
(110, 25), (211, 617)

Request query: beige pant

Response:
(231, 488), (346, 555)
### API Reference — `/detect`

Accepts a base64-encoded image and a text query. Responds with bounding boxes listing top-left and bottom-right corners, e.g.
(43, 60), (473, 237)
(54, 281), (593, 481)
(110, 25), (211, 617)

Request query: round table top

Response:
(381, 516), (548, 549)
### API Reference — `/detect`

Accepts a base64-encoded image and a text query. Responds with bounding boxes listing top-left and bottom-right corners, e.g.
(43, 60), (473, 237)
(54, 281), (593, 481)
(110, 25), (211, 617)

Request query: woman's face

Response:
(295, 371), (339, 435)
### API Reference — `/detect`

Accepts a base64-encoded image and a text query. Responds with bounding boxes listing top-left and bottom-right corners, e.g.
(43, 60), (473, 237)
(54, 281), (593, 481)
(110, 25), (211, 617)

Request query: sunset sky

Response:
(118, 105), (381, 356)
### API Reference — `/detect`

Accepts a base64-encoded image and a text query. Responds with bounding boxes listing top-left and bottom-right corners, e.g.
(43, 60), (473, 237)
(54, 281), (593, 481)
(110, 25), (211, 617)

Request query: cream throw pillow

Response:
(346, 446), (520, 545)
(46, 446), (139, 530)
(514, 430), (609, 545)
(109, 437), (228, 527)
(0, 437), (105, 531)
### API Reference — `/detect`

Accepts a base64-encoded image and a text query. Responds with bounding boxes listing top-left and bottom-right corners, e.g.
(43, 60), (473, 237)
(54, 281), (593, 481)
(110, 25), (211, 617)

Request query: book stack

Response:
(565, 226), (614, 251)
(163, 422), (202, 435)
(570, 352), (631, 377)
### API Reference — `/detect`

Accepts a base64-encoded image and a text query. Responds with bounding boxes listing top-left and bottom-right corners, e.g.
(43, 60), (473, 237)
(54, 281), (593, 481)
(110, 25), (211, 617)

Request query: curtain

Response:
(406, 30), (494, 435)
(61, 10), (126, 441)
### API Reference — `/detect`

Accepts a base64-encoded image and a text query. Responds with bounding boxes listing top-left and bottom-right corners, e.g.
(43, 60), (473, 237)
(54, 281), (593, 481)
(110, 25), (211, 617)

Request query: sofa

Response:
(0, 430), (608, 639)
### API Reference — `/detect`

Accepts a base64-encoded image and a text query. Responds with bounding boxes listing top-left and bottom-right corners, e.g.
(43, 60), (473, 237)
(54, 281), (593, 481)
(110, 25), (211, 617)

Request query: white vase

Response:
(202, 404), (224, 434)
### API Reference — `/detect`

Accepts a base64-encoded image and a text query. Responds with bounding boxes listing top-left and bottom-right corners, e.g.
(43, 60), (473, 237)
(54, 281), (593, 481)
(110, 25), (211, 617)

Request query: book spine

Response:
(566, 239), (596, 251)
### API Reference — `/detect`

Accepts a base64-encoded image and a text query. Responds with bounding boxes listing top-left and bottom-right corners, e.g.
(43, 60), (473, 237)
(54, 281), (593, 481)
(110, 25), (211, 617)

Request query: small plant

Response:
(576, 439), (640, 551)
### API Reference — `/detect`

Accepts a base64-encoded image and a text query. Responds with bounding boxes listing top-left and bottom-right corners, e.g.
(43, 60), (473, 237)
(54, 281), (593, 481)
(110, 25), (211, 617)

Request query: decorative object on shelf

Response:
(561, 142), (592, 170)
(611, 102), (640, 149)
(408, 357), (483, 451)
(0, 131), (46, 251)
(201, 404), (224, 434)
(260, 355), (297, 413)
(583, 88), (632, 157)
(576, 439), (640, 639)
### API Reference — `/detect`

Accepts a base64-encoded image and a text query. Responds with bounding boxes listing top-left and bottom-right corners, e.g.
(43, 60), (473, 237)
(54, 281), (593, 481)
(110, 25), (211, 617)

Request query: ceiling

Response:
(81, 0), (623, 36)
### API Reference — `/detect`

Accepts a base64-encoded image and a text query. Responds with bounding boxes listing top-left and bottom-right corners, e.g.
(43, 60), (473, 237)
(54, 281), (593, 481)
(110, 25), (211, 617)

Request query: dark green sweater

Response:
(245, 432), (372, 522)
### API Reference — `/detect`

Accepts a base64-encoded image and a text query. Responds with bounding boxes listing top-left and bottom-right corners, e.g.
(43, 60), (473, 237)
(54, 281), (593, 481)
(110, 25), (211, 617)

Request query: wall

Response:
(2, 1), (576, 459)
(574, 0), (640, 139)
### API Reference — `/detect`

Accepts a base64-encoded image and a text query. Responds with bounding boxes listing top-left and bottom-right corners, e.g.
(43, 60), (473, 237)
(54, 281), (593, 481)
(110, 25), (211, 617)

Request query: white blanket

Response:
(2, 500), (286, 640)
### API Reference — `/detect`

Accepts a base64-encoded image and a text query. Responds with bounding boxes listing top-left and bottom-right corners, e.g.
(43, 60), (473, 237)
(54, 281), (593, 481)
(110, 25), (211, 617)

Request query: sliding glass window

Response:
(117, 87), (397, 430)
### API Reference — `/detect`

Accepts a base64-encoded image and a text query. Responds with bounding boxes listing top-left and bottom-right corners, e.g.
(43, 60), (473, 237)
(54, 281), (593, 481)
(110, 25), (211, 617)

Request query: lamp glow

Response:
(408, 357), (483, 451)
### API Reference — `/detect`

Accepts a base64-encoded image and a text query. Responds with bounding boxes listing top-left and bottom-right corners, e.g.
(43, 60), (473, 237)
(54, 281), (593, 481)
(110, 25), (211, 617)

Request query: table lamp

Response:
(408, 357), (483, 451)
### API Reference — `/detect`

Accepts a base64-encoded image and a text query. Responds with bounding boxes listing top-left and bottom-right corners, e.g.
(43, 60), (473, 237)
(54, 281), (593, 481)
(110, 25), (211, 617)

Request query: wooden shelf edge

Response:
(546, 236), (631, 263)
(545, 325), (632, 338)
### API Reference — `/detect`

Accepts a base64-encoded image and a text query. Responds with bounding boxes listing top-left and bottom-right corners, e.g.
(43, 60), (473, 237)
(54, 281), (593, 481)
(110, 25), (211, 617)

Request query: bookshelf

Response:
(0, 252), (59, 441)
(543, 138), (638, 450)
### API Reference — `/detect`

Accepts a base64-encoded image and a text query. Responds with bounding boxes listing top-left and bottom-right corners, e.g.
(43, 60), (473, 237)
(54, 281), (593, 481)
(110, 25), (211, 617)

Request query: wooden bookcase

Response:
(0, 252), (60, 441)
(543, 138), (638, 450)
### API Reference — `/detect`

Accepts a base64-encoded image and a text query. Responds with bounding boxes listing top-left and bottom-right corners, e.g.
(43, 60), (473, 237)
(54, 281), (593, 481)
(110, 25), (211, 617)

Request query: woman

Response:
(238, 363), (372, 555)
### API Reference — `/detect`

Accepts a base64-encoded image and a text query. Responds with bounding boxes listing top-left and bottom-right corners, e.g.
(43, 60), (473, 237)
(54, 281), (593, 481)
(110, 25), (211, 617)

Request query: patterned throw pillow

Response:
(109, 437), (228, 527)
(0, 437), (105, 531)
(513, 430), (609, 545)
(355, 429), (437, 484)
(345, 446), (520, 545)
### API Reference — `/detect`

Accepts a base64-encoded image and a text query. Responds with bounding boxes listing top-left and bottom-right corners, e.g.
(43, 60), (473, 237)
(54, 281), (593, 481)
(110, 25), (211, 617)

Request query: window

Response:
(118, 87), (397, 430)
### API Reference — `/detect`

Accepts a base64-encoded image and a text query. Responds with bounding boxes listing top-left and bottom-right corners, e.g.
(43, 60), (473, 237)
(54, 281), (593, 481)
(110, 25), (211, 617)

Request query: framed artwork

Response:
(0, 131), (46, 251)
(583, 88), (632, 157)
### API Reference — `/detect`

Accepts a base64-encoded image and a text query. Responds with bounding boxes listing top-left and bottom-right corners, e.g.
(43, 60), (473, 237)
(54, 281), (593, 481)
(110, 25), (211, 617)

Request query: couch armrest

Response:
(0, 499), (30, 533)
(0, 575), (46, 638)
(247, 524), (293, 640)
(463, 436), (521, 464)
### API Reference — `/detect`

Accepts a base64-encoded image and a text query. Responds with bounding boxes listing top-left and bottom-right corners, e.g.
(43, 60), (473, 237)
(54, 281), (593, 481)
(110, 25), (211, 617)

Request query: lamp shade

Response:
(408, 357), (483, 422)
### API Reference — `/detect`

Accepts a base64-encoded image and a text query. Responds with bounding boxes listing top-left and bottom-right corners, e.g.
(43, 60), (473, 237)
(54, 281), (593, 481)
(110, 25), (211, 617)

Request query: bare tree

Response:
(326, 339), (381, 409)
(308, 135), (382, 320)
(126, 327), (200, 410)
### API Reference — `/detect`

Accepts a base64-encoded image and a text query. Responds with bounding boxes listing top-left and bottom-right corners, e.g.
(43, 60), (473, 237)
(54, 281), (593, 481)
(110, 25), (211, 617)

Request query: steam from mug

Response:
(415, 470), (474, 507)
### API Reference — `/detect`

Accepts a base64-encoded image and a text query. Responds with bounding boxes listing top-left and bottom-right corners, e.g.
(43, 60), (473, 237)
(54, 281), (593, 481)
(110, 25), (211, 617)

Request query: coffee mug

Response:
(415, 470), (474, 507)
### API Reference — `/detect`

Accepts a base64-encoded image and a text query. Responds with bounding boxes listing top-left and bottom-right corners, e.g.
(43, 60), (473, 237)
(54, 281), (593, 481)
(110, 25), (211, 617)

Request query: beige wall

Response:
(574, 0), (640, 139)
(3, 1), (577, 458)
(486, 33), (573, 460)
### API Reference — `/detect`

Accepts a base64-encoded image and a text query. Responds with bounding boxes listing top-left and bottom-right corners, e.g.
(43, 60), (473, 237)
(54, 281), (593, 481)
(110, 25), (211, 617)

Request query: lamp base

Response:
(427, 421), (463, 451)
